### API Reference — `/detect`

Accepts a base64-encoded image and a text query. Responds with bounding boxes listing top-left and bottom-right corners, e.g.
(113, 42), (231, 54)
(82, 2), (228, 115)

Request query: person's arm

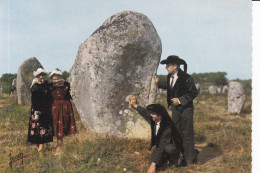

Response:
(129, 95), (152, 124)
(136, 106), (152, 124)
(158, 80), (168, 90)
(31, 84), (39, 111)
(155, 75), (168, 90)
(65, 82), (73, 100)
(178, 76), (198, 106)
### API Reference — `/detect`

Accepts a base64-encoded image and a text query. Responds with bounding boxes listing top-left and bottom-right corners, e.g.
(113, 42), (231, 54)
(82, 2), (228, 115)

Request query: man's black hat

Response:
(160, 55), (187, 72)
(146, 104), (169, 120)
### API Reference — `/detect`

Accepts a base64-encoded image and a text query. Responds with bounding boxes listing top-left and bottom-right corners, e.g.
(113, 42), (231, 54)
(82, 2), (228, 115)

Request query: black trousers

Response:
(149, 143), (178, 165)
(171, 104), (195, 162)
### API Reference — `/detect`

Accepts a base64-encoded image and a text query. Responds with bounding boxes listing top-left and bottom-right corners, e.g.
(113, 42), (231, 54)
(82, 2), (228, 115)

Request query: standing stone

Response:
(217, 86), (222, 93)
(0, 85), (2, 93)
(11, 78), (17, 95)
(199, 84), (207, 94)
(157, 88), (167, 95)
(208, 85), (217, 95)
(195, 83), (200, 94)
(228, 81), (246, 114)
(17, 57), (43, 104)
(222, 85), (228, 93)
(69, 11), (161, 138)
(12, 78), (17, 87)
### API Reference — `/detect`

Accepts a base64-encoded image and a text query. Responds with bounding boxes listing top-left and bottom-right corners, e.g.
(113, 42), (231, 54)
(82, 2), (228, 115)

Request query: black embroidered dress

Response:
(27, 81), (53, 144)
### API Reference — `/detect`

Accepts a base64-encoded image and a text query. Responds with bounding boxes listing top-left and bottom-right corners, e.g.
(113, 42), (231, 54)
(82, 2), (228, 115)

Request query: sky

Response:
(0, 0), (252, 80)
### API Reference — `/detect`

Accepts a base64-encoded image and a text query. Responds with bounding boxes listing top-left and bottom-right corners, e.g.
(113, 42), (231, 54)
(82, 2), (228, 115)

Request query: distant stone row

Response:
(195, 84), (228, 94)
(158, 81), (246, 115)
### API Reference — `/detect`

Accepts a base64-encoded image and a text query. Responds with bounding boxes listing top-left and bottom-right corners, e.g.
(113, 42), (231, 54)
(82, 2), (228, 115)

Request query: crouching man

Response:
(129, 95), (186, 173)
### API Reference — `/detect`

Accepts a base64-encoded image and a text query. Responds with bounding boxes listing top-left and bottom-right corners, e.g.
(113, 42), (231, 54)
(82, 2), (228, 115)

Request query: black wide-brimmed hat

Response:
(160, 55), (187, 72)
(146, 104), (170, 120)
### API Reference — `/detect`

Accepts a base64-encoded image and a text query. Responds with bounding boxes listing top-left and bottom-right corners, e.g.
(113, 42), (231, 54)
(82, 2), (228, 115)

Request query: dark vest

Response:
(166, 69), (193, 108)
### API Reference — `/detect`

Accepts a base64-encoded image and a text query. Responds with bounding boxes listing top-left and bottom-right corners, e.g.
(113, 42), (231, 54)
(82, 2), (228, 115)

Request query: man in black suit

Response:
(129, 95), (185, 173)
(155, 55), (198, 164)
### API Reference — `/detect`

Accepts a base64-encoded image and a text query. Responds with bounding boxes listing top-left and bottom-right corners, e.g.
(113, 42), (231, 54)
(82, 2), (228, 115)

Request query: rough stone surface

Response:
(217, 86), (222, 93)
(222, 85), (228, 93)
(157, 88), (167, 94)
(12, 78), (17, 87)
(11, 78), (17, 95)
(228, 81), (246, 114)
(208, 85), (217, 95)
(17, 57), (43, 104)
(0, 85), (2, 93)
(69, 11), (161, 138)
(195, 83), (200, 94)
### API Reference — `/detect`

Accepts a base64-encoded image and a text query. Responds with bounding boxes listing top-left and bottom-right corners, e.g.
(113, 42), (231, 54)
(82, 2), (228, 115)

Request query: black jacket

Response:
(136, 106), (184, 163)
(158, 69), (198, 108)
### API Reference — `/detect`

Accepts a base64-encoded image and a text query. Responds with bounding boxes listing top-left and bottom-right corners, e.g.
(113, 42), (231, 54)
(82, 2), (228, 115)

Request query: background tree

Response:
(0, 73), (17, 93)
(55, 68), (70, 81)
(62, 71), (70, 81)
(191, 72), (228, 86)
(157, 72), (228, 86)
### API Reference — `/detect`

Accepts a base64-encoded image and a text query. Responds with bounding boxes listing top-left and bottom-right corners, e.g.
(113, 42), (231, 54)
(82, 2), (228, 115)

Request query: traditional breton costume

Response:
(27, 68), (53, 144)
(48, 70), (77, 137)
(158, 55), (199, 163)
(135, 104), (185, 167)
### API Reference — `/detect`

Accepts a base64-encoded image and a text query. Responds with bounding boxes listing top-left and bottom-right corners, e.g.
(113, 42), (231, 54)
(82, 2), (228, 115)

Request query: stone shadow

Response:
(197, 143), (223, 164)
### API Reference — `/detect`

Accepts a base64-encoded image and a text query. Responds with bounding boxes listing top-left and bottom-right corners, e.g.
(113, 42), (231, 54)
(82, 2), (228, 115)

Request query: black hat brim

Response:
(160, 59), (169, 64)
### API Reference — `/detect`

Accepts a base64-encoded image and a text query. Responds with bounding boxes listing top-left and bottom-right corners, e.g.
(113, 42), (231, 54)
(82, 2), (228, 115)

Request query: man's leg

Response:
(181, 107), (196, 163)
(164, 143), (179, 166)
(171, 105), (181, 133)
(149, 144), (178, 170)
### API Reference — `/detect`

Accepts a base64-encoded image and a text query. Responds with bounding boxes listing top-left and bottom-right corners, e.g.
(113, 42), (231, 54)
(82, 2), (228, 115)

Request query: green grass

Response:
(0, 92), (251, 172)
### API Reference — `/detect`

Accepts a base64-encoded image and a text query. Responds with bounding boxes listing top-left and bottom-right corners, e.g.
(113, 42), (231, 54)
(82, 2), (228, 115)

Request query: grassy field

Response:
(0, 92), (251, 173)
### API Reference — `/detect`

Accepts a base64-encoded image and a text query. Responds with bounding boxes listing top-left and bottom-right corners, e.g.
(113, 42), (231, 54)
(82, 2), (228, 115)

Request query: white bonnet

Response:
(33, 68), (48, 77)
(49, 70), (63, 78)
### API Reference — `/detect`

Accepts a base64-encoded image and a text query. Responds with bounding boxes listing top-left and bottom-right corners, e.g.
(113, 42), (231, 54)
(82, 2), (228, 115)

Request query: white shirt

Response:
(155, 122), (160, 135)
(170, 72), (181, 104)
(170, 73), (178, 88)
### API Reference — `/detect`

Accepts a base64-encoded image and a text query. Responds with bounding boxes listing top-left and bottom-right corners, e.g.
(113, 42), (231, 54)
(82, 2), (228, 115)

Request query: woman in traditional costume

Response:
(48, 70), (77, 152)
(27, 68), (53, 152)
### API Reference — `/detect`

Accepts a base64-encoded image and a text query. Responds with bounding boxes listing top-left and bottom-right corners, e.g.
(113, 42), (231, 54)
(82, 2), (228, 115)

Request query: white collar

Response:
(172, 72), (178, 78)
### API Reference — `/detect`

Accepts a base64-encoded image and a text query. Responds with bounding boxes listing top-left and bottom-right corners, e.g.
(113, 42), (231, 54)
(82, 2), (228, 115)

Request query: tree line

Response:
(0, 71), (251, 94)
(0, 69), (69, 93)
(157, 72), (251, 94)
(157, 72), (228, 86)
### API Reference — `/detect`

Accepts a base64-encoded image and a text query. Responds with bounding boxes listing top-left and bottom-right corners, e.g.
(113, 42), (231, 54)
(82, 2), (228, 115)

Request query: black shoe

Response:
(175, 158), (187, 167)
(192, 149), (200, 164)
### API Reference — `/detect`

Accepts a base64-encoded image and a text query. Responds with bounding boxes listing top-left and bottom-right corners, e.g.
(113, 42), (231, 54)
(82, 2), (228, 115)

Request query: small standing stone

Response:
(228, 81), (246, 114)
(195, 83), (200, 94)
(208, 85), (217, 95)
(16, 57), (43, 104)
(217, 86), (222, 93)
(222, 85), (228, 93)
